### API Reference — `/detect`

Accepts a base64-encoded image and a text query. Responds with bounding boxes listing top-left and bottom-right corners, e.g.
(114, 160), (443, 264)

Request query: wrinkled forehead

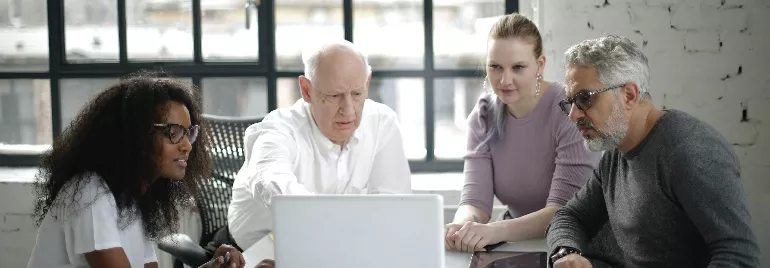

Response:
(318, 82), (367, 95)
(313, 72), (368, 94)
(565, 66), (602, 97)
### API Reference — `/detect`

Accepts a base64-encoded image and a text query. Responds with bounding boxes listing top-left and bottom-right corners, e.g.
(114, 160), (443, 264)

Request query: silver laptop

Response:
(271, 194), (445, 268)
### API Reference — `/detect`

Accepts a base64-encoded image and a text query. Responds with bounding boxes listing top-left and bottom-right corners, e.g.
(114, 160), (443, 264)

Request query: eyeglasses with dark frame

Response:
(153, 123), (200, 144)
(558, 84), (626, 115)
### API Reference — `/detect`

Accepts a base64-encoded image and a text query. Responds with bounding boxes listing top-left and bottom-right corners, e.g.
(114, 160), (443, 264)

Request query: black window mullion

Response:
(47, 0), (64, 139)
(192, 0), (203, 63)
(257, 0), (270, 70)
(262, 0), (277, 111)
(423, 0), (435, 162)
(117, 0), (128, 63)
(344, 0), (353, 42)
(506, 0), (518, 15)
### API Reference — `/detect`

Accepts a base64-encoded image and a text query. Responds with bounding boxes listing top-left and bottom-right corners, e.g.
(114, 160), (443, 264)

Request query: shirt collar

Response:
(303, 102), (362, 155)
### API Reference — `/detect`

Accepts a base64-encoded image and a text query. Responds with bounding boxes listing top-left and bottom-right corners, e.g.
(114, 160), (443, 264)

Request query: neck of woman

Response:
(506, 81), (547, 119)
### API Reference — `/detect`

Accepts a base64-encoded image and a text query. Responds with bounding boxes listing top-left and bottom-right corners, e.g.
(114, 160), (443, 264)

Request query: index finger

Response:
(445, 224), (459, 239)
(215, 244), (234, 256)
(256, 259), (275, 268)
(452, 225), (471, 250)
(239, 253), (247, 268)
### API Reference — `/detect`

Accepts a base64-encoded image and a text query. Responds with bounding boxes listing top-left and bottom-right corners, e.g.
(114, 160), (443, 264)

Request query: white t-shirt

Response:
(27, 173), (157, 268)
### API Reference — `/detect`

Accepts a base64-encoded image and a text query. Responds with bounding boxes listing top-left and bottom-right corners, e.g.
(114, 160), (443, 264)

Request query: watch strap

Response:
(548, 246), (583, 267)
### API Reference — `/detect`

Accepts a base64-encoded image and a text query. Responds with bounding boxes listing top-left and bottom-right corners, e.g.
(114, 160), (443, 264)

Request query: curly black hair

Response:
(32, 70), (212, 240)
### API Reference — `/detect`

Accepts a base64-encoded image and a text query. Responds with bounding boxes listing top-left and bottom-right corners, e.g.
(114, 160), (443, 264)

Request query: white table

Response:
(241, 235), (548, 268)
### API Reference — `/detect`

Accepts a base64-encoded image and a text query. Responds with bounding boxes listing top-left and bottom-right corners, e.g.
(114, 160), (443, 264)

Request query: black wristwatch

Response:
(549, 246), (583, 267)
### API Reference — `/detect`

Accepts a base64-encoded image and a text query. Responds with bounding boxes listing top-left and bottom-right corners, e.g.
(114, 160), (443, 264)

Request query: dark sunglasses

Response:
(558, 84), (625, 115)
(153, 123), (199, 144)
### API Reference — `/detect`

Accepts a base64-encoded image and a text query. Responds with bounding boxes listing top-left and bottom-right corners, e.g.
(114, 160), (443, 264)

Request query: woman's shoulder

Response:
(470, 92), (497, 120)
(542, 81), (570, 121)
(55, 172), (115, 213)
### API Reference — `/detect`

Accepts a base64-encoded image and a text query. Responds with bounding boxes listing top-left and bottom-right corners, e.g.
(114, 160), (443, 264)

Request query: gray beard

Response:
(584, 100), (629, 152)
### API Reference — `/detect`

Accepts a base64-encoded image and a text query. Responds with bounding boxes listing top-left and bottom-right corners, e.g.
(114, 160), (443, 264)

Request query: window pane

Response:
(60, 79), (117, 127)
(202, 78), (267, 117)
(61, 77), (192, 127)
(127, 1), (193, 61)
(0, 0), (49, 71)
(0, 80), (51, 145)
(202, 0), (259, 61)
(434, 77), (486, 159)
(64, 0), (119, 63)
(369, 78), (425, 160)
(354, 1), (424, 70)
(275, 2), (343, 70)
(277, 77), (301, 109)
(433, 0), (505, 69)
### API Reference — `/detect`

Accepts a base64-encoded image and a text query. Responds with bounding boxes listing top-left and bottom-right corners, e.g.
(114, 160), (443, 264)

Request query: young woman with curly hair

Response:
(26, 71), (245, 268)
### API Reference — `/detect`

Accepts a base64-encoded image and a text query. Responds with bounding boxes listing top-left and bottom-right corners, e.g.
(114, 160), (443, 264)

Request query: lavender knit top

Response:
(459, 82), (601, 218)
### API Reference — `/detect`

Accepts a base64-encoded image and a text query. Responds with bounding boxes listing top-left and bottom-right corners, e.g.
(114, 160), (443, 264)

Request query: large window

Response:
(0, 0), (520, 172)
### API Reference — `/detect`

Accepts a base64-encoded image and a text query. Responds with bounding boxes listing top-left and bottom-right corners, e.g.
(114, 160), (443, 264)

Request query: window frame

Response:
(1, 0), (520, 173)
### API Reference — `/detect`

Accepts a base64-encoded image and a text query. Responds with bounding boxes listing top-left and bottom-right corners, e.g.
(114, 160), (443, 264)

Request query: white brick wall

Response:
(540, 0), (770, 265)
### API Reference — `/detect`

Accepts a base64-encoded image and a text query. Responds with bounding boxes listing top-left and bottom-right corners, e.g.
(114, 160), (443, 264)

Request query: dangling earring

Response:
(535, 74), (543, 97)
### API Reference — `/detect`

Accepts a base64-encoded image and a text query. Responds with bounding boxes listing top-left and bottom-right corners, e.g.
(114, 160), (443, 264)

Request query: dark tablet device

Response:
(468, 251), (547, 268)
(484, 241), (507, 251)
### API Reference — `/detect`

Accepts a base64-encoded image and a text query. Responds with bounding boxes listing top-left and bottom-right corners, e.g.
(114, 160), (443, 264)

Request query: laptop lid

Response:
(272, 194), (445, 268)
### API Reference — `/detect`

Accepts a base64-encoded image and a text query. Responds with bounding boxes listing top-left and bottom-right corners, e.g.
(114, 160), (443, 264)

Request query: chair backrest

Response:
(196, 114), (263, 244)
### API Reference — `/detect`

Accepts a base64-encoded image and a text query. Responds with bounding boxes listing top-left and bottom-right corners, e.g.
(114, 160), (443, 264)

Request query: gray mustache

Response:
(577, 119), (595, 129)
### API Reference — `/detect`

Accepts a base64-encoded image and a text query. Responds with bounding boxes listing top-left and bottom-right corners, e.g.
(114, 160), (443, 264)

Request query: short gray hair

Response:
(564, 35), (651, 102)
(301, 39), (372, 82)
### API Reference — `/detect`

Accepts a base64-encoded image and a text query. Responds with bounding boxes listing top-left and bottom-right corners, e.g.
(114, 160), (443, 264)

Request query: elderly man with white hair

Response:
(546, 35), (760, 268)
(225, 39), (412, 252)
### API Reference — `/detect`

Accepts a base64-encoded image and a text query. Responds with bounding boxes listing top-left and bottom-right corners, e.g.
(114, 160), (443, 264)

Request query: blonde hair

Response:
(476, 13), (543, 153)
(488, 13), (543, 57)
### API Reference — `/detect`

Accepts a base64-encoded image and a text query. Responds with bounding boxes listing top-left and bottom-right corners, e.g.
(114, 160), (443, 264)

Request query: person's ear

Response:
(299, 76), (312, 103)
(621, 83), (641, 109)
(536, 55), (546, 76)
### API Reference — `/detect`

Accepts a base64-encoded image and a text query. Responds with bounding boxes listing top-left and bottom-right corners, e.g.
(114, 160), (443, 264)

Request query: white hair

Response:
(564, 35), (651, 102)
(301, 39), (372, 82)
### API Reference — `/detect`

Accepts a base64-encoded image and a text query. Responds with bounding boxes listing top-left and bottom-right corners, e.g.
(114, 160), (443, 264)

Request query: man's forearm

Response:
(546, 207), (593, 253)
(547, 170), (609, 255)
(251, 173), (312, 206)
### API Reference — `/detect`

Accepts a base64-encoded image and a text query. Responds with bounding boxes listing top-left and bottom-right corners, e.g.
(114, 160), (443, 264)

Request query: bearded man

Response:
(545, 35), (760, 268)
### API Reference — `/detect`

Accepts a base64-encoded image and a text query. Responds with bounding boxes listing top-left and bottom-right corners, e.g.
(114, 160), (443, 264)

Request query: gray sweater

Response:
(546, 109), (760, 268)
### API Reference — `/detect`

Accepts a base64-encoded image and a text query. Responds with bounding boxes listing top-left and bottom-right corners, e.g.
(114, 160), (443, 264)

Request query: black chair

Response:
(158, 114), (263, 268)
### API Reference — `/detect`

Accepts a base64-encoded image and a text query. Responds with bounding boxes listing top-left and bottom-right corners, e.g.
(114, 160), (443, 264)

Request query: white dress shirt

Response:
(228, 98), (412, 249)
